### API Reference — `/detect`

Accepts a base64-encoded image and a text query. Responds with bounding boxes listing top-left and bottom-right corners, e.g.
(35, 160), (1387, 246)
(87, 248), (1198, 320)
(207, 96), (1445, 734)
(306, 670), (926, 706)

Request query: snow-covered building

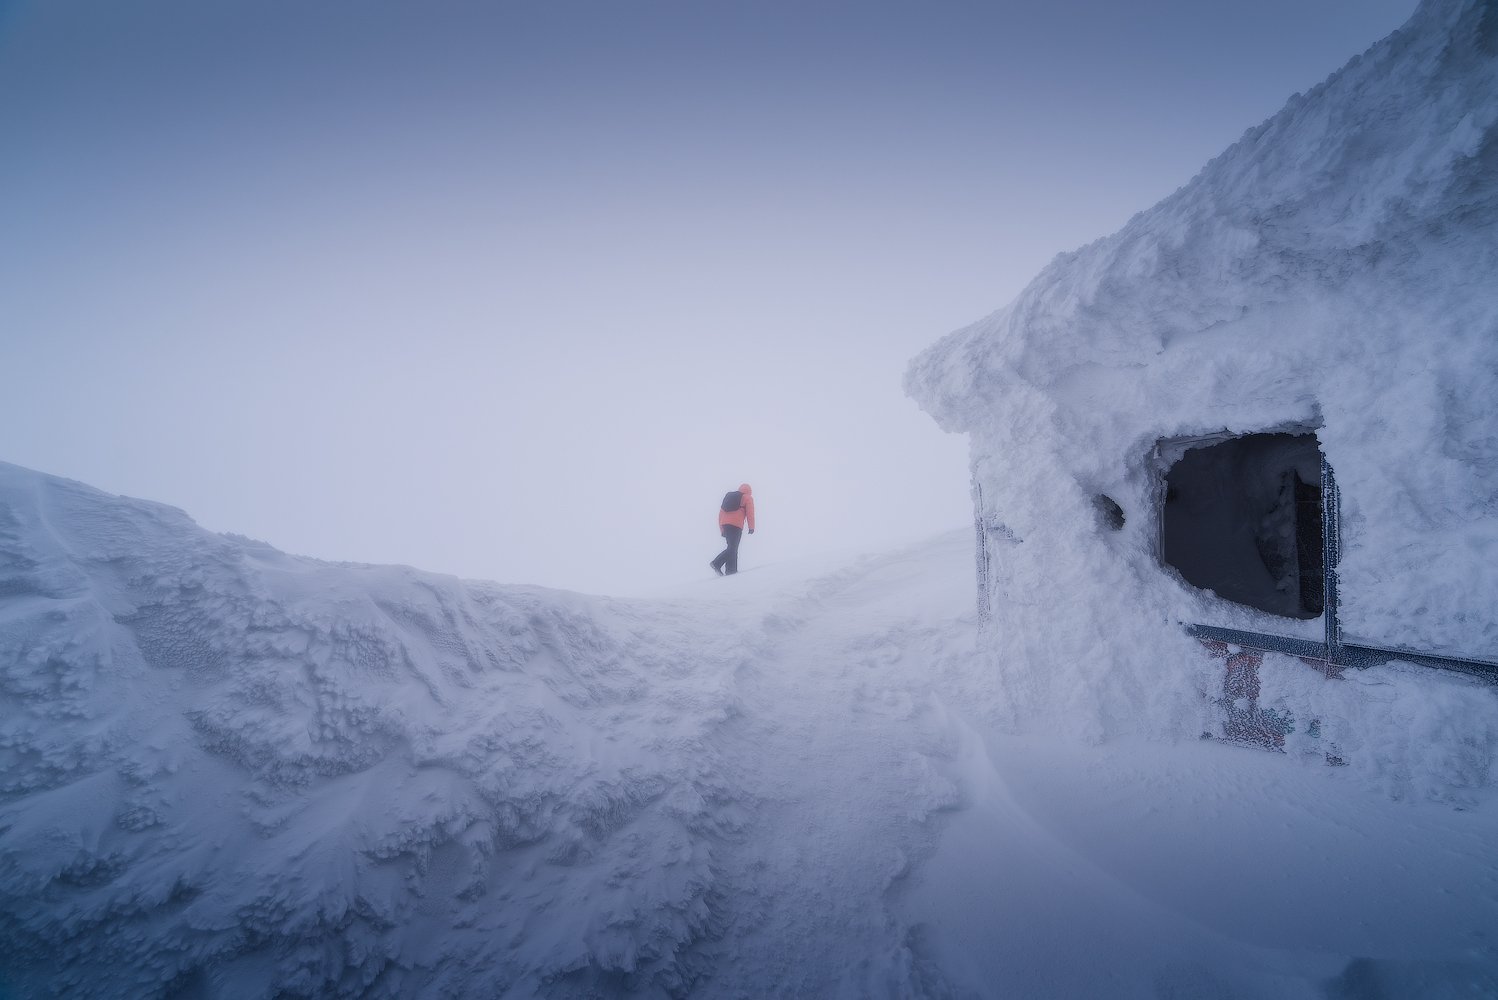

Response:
(907, 0), (1498, 762)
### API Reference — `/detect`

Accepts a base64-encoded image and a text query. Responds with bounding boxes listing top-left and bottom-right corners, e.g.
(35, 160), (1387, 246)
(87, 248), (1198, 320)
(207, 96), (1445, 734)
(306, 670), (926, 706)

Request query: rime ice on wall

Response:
(906, 0), (1498, 734)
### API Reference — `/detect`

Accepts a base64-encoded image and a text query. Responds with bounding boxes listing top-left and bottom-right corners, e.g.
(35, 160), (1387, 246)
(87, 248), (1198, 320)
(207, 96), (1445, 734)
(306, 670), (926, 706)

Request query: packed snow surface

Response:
(2, 461), (1496, 998)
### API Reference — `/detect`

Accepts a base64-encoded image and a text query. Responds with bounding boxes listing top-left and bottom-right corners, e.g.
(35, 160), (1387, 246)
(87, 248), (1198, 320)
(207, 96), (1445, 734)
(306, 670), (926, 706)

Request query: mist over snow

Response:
(5, 0), (1498, 998)
(0, 0), (1420, 598)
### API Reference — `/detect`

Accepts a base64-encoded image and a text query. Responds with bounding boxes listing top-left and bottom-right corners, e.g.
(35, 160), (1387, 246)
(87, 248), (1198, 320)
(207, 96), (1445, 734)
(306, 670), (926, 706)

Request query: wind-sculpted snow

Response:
(0, 464), (752, 996)
(0, 464), (981, 998)
(3, 463), (1496, 998)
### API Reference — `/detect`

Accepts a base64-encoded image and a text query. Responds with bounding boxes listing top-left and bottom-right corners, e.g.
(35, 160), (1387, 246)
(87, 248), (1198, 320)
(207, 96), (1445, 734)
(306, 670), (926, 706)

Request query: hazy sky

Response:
(0, 0), (1417, 596)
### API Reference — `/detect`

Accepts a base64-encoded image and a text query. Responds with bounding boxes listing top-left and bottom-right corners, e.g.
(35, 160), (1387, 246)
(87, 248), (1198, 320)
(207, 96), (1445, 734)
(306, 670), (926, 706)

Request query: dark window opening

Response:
(1161, 432), (1325, 619)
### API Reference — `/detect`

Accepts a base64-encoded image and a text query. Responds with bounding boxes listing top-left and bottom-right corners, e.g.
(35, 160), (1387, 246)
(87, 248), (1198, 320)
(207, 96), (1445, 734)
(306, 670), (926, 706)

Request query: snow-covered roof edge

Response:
(905, 0), (1496, 431)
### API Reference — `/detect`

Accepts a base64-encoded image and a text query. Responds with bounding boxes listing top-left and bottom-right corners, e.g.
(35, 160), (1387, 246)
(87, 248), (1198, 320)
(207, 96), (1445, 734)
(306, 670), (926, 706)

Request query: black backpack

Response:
(721, 490), (743, 513)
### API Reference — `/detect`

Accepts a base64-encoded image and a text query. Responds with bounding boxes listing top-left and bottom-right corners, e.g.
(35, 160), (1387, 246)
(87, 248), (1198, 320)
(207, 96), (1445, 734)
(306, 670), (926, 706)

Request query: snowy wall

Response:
(0, 462), (753, 996)
(906, 0), (1498, 753)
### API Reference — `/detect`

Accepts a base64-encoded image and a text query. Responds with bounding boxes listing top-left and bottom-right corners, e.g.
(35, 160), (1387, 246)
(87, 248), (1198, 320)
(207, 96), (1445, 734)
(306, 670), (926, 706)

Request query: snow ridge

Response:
(0, 463), (978, 998)
(0, 463), (747, 996)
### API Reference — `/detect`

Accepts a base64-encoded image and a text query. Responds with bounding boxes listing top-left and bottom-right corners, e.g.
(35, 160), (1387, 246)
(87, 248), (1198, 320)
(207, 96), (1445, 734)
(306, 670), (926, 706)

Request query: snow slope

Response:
(3, 461), (1497, 998)
(0, 462), (975, 997)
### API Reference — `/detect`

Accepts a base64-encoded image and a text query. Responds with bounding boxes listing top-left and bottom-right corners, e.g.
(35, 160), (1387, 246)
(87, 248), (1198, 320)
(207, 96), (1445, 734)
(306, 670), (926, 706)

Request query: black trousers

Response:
(712, 525), (743, 575)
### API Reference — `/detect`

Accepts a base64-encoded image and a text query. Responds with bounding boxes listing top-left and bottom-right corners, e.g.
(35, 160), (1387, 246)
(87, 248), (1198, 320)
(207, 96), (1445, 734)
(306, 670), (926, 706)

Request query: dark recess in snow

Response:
(1161, 432), (1324, 620)
(1093, 494), (1126, 532)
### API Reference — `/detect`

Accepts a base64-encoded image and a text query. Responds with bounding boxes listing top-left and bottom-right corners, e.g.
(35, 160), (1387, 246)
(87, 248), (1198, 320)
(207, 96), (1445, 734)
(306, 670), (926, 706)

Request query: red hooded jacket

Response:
(718, 483), (755, 532)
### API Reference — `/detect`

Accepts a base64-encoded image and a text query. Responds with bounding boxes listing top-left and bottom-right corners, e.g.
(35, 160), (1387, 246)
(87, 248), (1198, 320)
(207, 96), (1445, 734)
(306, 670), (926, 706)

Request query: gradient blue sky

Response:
(0, 0), (1417, 595)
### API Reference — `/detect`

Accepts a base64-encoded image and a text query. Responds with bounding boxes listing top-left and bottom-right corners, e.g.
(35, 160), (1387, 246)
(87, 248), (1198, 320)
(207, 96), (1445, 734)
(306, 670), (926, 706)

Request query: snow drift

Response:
(0, 461), (982, 997)
(0, 461), (748, 995)
(906, 0), (1498, 748)
(3, 461), (1495, 999)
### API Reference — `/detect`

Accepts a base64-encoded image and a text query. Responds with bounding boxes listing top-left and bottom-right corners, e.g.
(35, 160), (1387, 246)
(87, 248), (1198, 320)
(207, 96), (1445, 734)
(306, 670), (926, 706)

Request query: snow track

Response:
(672, 541), (977, 998)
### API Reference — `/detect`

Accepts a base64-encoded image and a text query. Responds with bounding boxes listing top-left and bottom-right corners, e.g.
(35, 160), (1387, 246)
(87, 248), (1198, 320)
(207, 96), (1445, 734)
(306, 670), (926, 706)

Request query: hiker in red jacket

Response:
(711, 483), (755, 576)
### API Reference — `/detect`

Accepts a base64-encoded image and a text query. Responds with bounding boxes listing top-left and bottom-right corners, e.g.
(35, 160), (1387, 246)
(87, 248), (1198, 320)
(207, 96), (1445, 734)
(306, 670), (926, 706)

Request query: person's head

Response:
(739, 483), (752, 494)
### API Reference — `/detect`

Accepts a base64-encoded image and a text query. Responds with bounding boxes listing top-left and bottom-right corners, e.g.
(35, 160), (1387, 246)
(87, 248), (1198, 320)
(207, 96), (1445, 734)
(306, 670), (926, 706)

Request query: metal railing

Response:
(1189, 458), (1497, 680)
